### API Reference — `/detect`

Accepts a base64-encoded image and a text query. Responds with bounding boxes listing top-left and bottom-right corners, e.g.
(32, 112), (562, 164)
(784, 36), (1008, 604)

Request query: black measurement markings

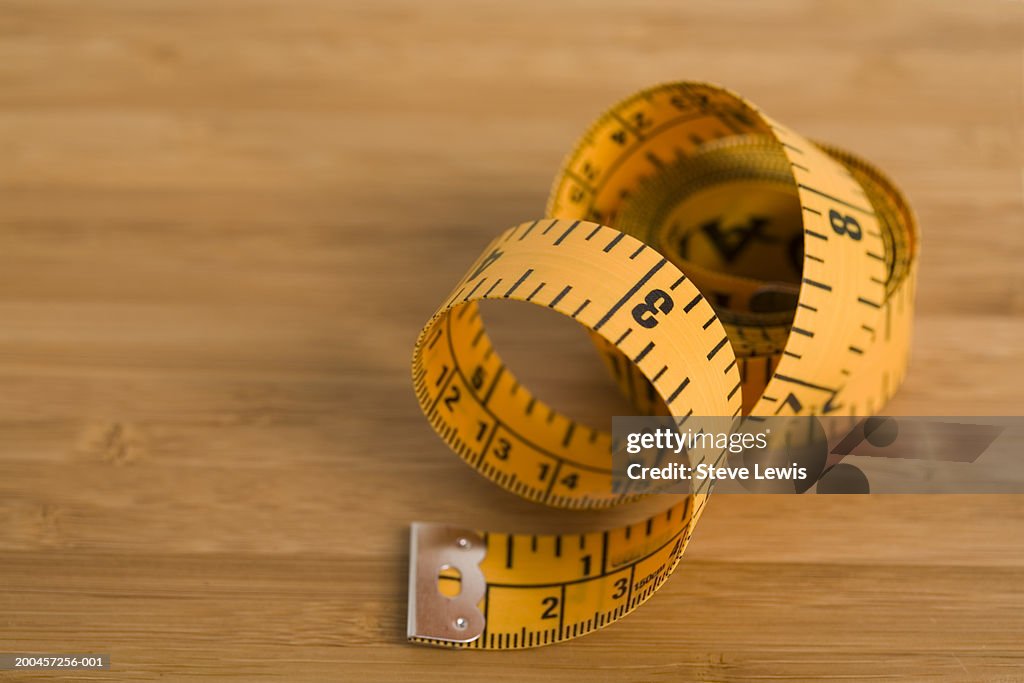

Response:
(633, 342), (655, 363)
(683, 293), (703, 313)
(426, 326), (444, 350)
(412, 362), (428, 384)
(707, 336), (729, 360)
(506, 534), (515, 569)
(504, 269), (534, 298)
(469, 420), (500, 468)
(471, 327), (486, 348)
(463, 278), (486, 301)
(797, 183), (875, 216)
(645, 150), (665, 169)
(562, 422), (576, 447)
(549, 285), (573, 308)
(716, 112), (748, 135)
(518, 220), (540, 241)
(802, 277), (832, 292)
(542, 460), (565, 498)
(425, 360), (456, 415)
(439, 314), (611, 476)
(727, 382), (742, 400)
(610, 110), (646, 139)
(455, 303), (473, 320)
(485, 509), (671, 589)
(857, 297), (881, 309)
(553, 220), (580, 245)
(666, 377), (690, 403)
(448, 285), (466, 306)
(571, 299), (591, 319)
(774, 373), (837, 395)
(526, 282), (546, 301)
(623, 564), (637, 612)
(481, 366), (506, 405)
(604, 232), (625, 253)
(483, 279), (503, 297)
(486, 519), (698, 591)
(592, 258), (667, 332)
(568, 108), (735, 202)
(561, 169), (594, 193)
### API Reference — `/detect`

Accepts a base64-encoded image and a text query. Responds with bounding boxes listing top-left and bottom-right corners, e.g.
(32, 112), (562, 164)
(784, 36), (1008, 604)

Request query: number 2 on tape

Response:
(408, 81), (918, 649)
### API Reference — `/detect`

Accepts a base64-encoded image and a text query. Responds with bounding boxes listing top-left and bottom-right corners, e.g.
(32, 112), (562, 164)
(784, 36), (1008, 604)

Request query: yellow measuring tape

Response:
(408, 82), (918, 649)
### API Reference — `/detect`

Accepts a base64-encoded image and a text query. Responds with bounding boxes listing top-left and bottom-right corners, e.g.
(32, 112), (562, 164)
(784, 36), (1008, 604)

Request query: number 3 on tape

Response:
(408, 81), (918, 649)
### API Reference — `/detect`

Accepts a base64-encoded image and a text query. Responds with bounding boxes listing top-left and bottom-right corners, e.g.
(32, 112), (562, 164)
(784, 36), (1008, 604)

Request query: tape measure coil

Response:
(409, 81), (918, 649)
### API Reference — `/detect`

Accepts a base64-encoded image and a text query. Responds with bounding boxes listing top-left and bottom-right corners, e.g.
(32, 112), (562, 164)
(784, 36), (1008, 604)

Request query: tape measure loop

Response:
(410, 81), (918, 648)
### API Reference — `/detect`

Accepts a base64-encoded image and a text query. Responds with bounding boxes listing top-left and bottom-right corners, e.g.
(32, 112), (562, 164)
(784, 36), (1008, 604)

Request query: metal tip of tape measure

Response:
(407, 523), (486, 643)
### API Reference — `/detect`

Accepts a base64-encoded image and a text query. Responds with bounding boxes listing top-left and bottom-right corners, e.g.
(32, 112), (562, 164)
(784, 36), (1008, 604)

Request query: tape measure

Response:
(408, 82), (918, 649)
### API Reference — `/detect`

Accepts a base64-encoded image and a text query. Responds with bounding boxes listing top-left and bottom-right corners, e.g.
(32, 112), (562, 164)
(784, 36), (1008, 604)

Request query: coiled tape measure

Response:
(408, 81), (918, 649)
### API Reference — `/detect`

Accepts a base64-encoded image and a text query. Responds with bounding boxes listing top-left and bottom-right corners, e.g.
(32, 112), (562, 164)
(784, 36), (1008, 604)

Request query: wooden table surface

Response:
(1, 0), (1022, 680)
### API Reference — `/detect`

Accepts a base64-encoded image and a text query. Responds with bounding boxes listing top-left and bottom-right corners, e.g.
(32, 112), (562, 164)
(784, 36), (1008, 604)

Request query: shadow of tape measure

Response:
(407, 81), (918, 649)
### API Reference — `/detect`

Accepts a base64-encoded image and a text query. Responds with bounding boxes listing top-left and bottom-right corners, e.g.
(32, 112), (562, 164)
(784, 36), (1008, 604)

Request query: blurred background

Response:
(1, 0), (1021, 680)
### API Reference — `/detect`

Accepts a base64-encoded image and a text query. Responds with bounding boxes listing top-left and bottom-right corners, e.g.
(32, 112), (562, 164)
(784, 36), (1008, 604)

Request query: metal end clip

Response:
(407, 523), (486, 644)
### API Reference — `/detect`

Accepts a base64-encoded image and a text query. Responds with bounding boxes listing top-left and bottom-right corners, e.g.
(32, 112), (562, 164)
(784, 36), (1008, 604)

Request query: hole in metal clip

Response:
(437, 564), (462, 598)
